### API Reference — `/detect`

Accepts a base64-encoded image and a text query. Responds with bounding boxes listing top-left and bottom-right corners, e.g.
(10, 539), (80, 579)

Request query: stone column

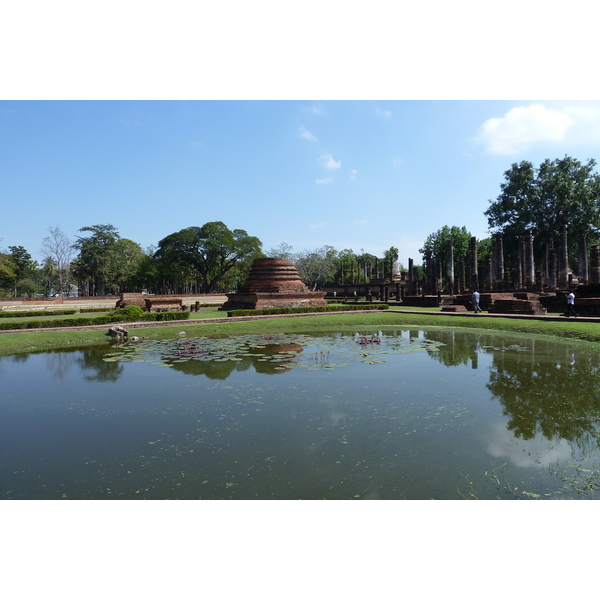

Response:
(547, 248), (556, 291)
(590, 244), (600, 285)
(535, 271), (544, 292)
(424, 250), (433, 295)
(558, 226), (569, 289)
(525, 230), (535, 288)
(514, 236), (523, 291)
(458, 260), (465, 294)
(469, 236), (478, 291)
(408, 258), (414, 295)
(546, 235), (556, 290)
(446, 239), (454, 295)
(485, 256), (492, 292)
(578, 230), (588, 285)
(494, 233), (504, 291)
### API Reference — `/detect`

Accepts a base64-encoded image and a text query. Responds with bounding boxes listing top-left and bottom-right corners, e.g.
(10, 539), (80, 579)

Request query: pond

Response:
(2, 328), (600, 500)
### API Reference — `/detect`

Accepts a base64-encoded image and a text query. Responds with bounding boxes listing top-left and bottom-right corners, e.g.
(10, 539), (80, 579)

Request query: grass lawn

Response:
(2, 308), (600, 356)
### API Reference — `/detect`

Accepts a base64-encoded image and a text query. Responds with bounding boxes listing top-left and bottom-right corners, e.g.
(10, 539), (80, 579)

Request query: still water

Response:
(2, 329), (600, 500)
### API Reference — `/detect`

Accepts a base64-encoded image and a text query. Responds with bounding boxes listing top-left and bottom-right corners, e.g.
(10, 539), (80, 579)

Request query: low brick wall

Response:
(441, 305), (468, 312)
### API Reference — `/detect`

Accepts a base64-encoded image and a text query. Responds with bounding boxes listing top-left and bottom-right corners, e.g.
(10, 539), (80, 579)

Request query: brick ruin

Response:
(221, 258), (327, 311)
(116, 293), (184, 312)
(322, 228), (600, 316)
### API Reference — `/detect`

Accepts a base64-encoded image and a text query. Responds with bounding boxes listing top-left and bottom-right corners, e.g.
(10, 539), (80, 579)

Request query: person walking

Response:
(566, 290), (579, 317)
(472, 290), (481, 313)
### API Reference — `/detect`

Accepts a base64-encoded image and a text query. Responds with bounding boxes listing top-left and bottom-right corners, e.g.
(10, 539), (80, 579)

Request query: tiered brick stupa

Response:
(221, 258), (327, 311)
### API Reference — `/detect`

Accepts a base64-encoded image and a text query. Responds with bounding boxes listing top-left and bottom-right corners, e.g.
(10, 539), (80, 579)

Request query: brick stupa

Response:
(221, 258), (327, 311)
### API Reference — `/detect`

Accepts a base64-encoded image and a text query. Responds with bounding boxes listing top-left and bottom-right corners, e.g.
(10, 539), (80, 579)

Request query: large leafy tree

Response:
(0, 252), (16, 295)
(484, 156), (600, 267)
(105, 238), (145, 293)
(73, 224), (121, 295)
(419, 225), (473, 269)
(7, 246), (42, 297)
(155, 222), (262, 293)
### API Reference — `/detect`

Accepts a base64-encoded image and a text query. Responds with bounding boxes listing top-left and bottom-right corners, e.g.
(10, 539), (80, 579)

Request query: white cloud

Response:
(376, 107), (392, 118)
(316, 176), (334, 185)
(299, 126), (317, 141)
(392, 158), (403, 168)
(302, 102), (326, 116)
(350, 169), (358, 181)
(562, 104), (600, 144)
(319, 153), (341, 170)
(476, 104), (573, 155)
(310, 221), (326, 230)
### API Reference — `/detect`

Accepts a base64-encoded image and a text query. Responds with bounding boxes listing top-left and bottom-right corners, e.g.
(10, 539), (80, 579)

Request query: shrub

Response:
(0, 309), (77, 318)
(0, 310), (190, 330)
(227, 304), (389, 317)
(110, 305), (145, 321)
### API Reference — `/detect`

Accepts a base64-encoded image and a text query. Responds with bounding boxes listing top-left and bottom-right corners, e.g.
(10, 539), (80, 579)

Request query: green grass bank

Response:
(2, 309), (600, 356)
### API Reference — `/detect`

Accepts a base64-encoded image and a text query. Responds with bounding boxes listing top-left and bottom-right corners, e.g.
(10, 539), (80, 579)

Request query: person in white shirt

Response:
(472, 290), (481, 313)
(566, 290), (579, 317)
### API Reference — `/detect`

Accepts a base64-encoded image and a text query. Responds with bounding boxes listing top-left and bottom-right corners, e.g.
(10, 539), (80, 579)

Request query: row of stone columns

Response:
(418, 227), (600, 294)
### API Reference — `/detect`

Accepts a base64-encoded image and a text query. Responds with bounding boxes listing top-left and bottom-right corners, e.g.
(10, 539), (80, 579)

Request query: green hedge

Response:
(227, 304), (389, 317)
(0, 311), (190, 330)
(0, 309), (78, 318)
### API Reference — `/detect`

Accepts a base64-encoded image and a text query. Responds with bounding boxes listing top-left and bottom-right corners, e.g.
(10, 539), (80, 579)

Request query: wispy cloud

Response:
(310, 221), (326, 230)
(302, 102), (326, 116)
(299, 126), (317, 141)
(376, 106), (392, 118)
(319, 153), (341, 170)
(476, 104), (572, 155)
(392, 158), (403, 168)
(350, 169), (358, 181)
(316, 176), (334, 185)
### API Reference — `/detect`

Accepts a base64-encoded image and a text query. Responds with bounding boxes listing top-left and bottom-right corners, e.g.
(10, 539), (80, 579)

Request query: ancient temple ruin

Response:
(221, 258), (327, 311)
(321, 226), (600, 316)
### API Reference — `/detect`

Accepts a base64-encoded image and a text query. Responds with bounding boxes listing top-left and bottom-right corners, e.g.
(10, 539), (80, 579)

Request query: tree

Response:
(131, 246), (160, 293)
(0, 252), (16, 296)
(41, 226), (74, 295)
(484, 156), (600, 269)
(7, 246), (40, 297)
(419, 225), (473, 270)
(266, 242), (294, 260)
(40, 257), (58, 295)
(294, 245), (338, 290)
(105, 238), (145, 293)
(73, 224), (121, 295)
(155, 222), (262, 293)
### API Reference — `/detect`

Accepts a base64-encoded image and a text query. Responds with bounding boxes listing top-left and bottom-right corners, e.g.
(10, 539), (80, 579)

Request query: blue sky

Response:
(3, 99), (600, 266)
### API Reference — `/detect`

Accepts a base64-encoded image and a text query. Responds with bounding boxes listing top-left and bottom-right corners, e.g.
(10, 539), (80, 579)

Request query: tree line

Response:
(0, 221), (402, 298)
(3, 155), (599, 298)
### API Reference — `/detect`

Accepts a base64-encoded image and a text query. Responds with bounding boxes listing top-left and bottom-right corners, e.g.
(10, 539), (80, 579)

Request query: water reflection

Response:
(3, 329), (600, 499)
(70, 331), (600, 447)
